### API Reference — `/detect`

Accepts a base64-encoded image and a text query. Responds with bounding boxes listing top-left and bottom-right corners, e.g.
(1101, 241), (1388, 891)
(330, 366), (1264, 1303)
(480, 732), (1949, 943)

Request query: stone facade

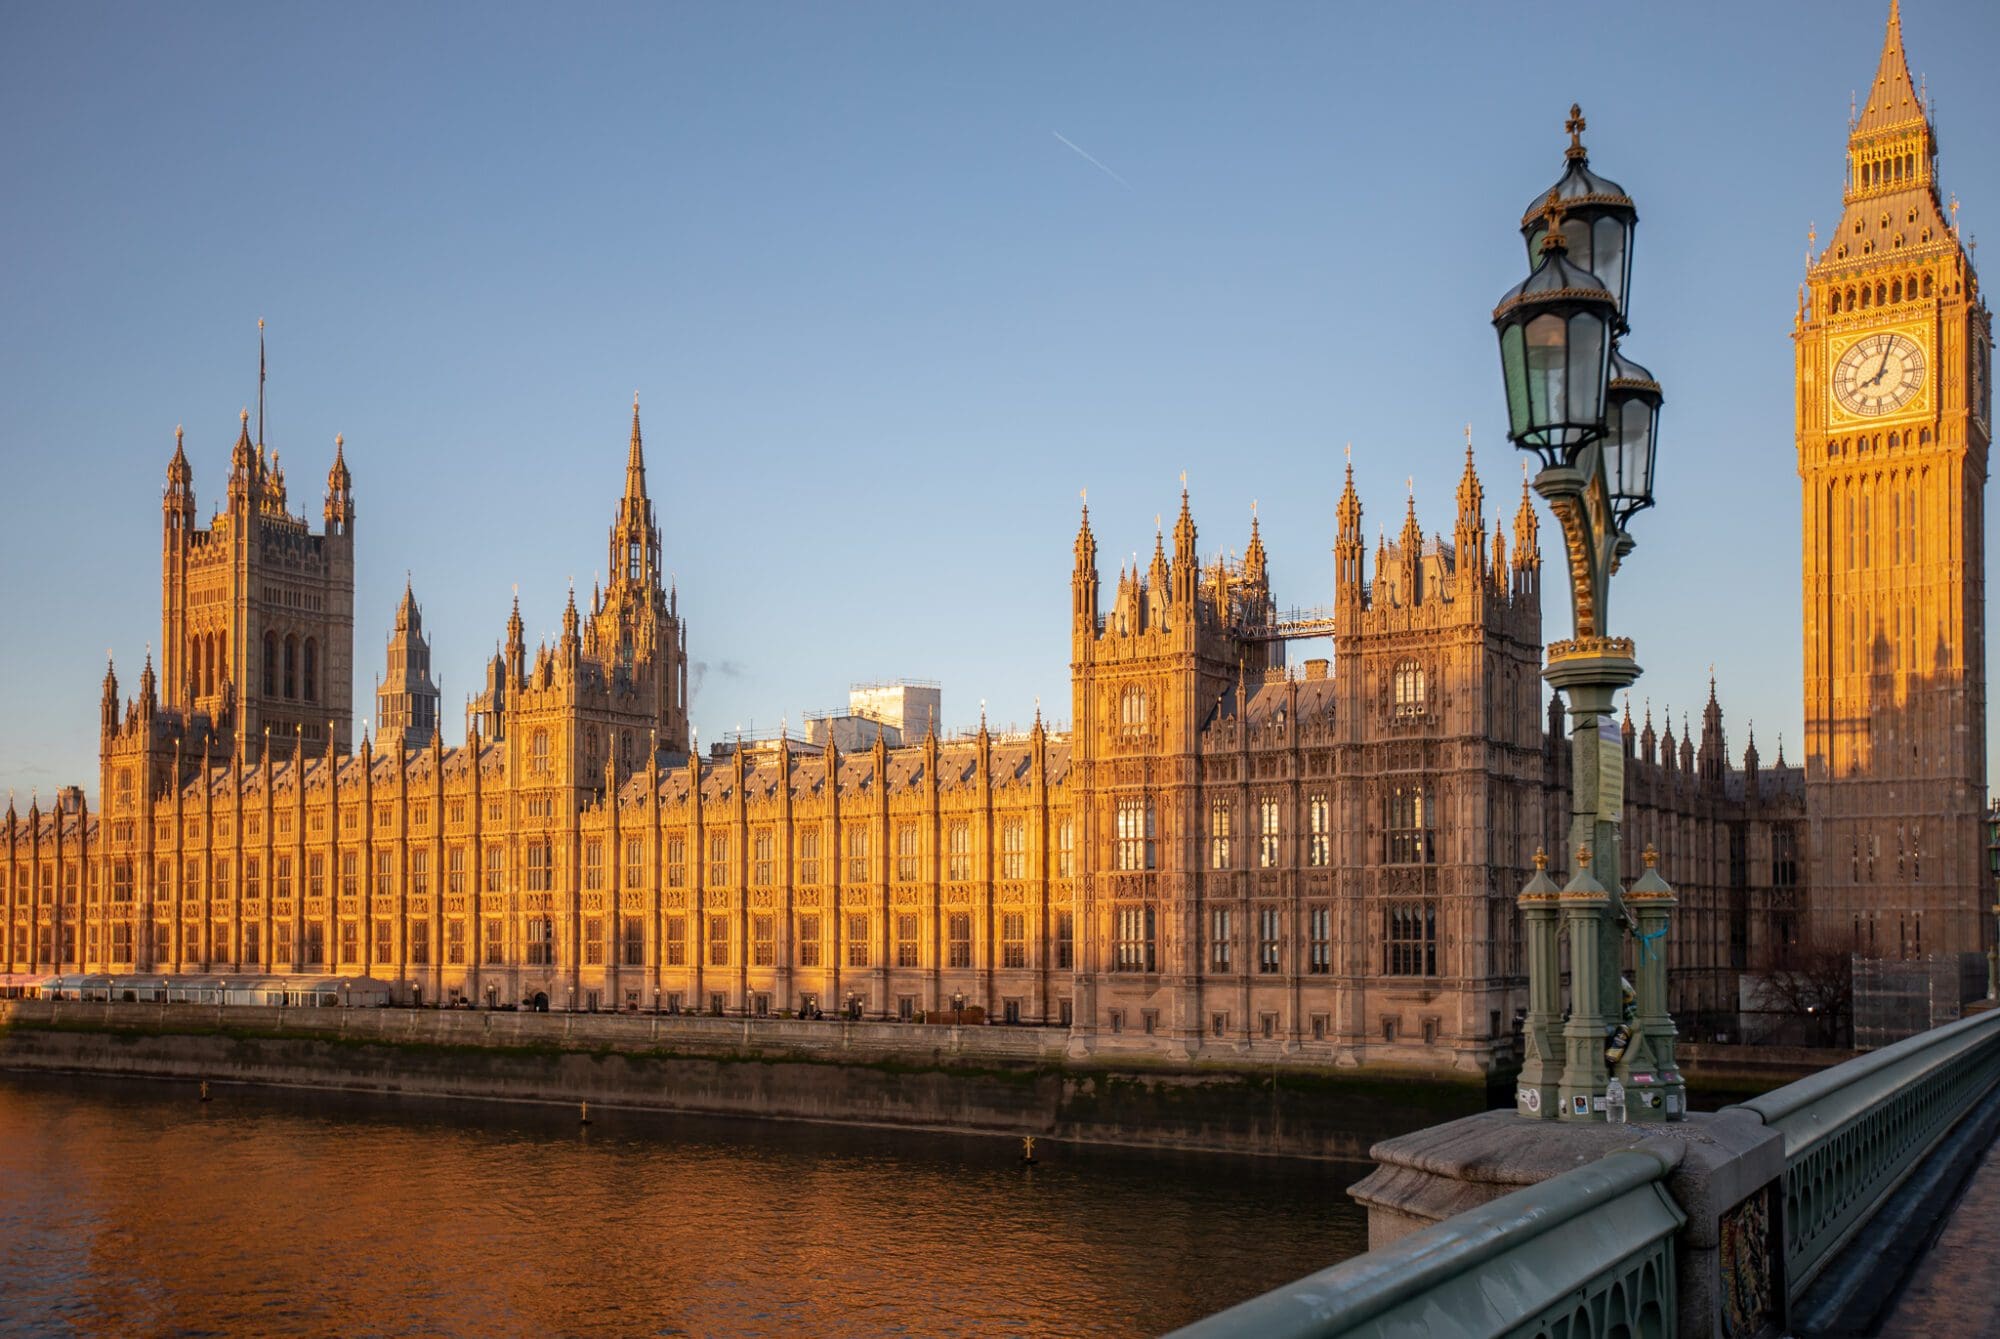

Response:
(1, 404), (1815, 1072)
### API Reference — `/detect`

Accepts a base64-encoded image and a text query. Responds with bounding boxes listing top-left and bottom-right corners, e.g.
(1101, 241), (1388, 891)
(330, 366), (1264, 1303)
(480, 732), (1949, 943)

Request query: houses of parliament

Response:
(1, 5), (1988, 1068)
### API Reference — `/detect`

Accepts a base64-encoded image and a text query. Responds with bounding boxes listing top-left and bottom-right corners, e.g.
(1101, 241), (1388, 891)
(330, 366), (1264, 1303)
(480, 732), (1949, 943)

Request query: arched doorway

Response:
(532, 992), (549, 1012)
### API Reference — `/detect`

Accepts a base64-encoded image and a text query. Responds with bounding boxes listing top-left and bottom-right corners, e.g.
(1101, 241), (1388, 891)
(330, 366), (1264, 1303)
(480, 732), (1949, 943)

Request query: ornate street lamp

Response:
(1494, 105), (1681, 1124)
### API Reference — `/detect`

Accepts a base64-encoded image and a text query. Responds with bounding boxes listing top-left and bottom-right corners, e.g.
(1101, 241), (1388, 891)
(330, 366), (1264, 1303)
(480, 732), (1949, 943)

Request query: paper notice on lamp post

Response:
(1598, 716), (1624, 821)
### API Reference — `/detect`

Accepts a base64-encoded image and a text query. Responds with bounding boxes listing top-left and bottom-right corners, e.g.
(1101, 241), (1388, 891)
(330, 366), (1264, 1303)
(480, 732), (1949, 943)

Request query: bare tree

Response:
(1747, 928), (1855, 1048)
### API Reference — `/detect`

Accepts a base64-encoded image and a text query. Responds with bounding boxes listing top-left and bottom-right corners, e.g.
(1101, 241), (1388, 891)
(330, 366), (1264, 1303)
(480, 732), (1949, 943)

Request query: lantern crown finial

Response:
(1642, 844), (1660, 869)
(1565, 103), (1587, 161)
(1533, 847), (1549, 872)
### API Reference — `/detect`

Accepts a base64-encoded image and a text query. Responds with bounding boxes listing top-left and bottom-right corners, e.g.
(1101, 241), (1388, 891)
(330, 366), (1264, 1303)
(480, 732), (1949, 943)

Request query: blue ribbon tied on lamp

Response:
(1635, 919), (1669, 963)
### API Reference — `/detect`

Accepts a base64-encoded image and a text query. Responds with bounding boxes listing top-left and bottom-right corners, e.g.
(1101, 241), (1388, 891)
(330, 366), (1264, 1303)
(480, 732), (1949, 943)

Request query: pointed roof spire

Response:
(327, 433), (350, 492)
(625, 391), (648, 499)
(1074, 489), (1096, 569)
(256, 317), (267, 449)
(1398, 479), (1423, 557)
(1848, 2), (1912, 132)
(1857, 1), (1921, 133)
(167, 423), (192, 487)
(1512, 466), (1541, 568)
(1336, 444), (1362, 539)
(396, 573), (419, 631)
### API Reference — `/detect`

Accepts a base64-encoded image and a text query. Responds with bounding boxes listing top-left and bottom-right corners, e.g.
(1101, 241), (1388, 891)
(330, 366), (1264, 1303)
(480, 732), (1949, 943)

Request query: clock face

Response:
(1833, 332), (1927, 417)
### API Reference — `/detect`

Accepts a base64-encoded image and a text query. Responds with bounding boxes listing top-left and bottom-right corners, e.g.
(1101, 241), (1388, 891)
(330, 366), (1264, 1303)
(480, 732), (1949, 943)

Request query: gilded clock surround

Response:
(1830, 328), (1928, 420)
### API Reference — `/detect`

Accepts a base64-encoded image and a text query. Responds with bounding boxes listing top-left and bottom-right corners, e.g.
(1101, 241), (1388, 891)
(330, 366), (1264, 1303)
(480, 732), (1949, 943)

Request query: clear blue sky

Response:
(3, 1), (1997, 802)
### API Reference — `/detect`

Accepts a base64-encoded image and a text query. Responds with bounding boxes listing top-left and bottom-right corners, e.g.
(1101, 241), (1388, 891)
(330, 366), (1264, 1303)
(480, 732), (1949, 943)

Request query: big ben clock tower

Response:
(1798, 1), (1992, 965)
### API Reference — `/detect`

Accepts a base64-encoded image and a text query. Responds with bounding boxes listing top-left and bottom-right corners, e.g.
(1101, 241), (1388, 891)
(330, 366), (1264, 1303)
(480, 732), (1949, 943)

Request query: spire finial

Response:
(1564, 102), (1586, 161)
(1533, 847), (1548, 872)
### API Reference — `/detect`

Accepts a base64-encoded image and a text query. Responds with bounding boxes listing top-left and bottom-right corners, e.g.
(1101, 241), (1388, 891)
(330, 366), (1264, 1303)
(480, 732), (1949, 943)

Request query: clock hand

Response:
(1871, 346), (1893, 386)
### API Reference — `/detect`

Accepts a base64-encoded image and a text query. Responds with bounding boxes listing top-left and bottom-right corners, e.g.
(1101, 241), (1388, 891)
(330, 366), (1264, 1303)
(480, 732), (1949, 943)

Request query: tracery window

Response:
(1392, 660), (1426, 717)
(1001, 913), (1026, 969)
(797, 829), (820, 885)
(1308, 905), (1331, 974)
(999, 819), (1025, 879)
(1209, 800), (1232, 870)
(1308, 792), (1331, 867)
(946, 821), (972, 882)
(1115, 905), (1156, 972)
(948, 912), (972, 968)
(1116, 797), (1156, 871)
(1386, 784), (1434, 864)
(1385, 901), (1437, 977)
(1119, 683), (1148, 734)
(1258, 797), (1281, 869)
(753, 829), (774, 886)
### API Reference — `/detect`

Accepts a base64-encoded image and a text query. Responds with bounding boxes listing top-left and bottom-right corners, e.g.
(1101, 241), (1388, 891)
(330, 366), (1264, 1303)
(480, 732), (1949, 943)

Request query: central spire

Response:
(626, 391), (648, 500)
(1856, 0), (1920, 133)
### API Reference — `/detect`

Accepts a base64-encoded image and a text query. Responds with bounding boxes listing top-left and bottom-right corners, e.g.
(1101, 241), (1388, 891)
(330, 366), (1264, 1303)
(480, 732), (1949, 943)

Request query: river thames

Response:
(0, 1073), (1372, 1337)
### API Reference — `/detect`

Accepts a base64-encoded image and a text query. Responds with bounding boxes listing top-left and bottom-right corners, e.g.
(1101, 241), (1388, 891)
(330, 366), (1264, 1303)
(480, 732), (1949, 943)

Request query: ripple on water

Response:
(0, 1074), (1369, 1338)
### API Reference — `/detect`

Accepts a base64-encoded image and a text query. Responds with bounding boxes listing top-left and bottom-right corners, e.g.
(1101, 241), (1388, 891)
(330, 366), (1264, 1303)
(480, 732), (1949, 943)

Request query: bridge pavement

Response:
(1876, 1122), (2000, 1338)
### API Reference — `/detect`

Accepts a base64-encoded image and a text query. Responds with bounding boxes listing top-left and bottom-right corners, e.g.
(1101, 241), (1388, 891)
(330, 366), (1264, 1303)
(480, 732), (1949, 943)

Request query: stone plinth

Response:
(1350, 1108), (1787, 1339)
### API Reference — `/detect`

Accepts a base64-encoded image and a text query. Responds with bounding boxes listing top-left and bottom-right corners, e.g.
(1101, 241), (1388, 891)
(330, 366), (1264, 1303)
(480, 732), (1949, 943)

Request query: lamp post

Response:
(953, 990), (965, 1027)
(1495, 105), (1681, 1123)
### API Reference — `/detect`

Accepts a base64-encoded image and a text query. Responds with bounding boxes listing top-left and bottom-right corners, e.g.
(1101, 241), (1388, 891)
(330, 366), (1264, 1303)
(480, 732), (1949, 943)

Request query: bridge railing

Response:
(1168, 1005), (2000, 1339)
(1726, 1003), (2000, 1297)
(1164, 1146), (1686, 1339)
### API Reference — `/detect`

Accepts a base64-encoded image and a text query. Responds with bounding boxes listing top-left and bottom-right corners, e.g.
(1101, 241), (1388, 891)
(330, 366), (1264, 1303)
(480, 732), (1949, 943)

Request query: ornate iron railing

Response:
(1168, 1007), (2000, 1339)
(1727, 1004), (2000, 1296)
(1163, 1147), (1685, 1339)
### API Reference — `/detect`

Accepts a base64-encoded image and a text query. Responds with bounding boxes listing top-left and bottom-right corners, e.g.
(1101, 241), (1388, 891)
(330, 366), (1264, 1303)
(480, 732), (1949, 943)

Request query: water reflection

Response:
(0, 1075), (1369, 1337)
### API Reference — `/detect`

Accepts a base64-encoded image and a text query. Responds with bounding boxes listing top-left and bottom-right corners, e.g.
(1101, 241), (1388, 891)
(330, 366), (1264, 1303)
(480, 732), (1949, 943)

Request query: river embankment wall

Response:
(0, 1001), (1492, 1160)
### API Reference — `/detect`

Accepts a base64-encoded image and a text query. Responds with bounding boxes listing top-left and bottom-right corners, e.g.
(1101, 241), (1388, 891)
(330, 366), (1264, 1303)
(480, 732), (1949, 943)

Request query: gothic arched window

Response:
(1120, 683), (1147, 734)
(1392, 660), (1426, 718)
(263, 632), (277, 697)
(283, 635), (298, 699)
(532, 728), (551, 775)
(302, 639), (317, 702)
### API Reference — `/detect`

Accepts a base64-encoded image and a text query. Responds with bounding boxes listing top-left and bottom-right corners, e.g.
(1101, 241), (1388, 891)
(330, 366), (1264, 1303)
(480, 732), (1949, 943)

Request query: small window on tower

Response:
(628, 542), (640, 581)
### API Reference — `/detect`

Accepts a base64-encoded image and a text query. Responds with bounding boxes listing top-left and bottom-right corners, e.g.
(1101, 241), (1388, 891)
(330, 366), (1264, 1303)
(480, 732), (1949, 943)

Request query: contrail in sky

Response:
(1052, 131), (1129, 188)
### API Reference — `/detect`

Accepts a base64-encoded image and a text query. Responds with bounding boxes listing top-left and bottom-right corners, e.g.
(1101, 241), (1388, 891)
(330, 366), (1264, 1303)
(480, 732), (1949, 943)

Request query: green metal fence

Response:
(1163, 1147), (1685, 1339)
(1726, 1005), (2000, 1297)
